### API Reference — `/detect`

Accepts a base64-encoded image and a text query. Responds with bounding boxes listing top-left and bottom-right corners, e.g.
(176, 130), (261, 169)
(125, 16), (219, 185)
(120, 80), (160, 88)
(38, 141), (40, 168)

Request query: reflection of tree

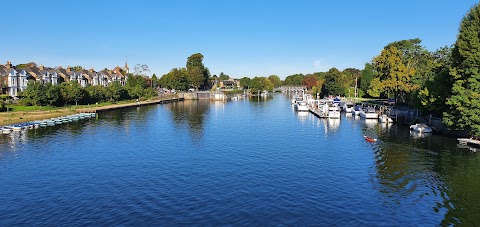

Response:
(371, 125), (480, 225)
(248, 96), (273, 103)
(168, 100), (209, 142)
(436, 153), (480, 225)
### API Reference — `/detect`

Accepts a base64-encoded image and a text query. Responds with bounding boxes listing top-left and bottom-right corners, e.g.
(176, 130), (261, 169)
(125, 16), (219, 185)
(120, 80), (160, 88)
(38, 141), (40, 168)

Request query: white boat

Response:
(1, 127), (12, 134)
(11, 125), (22, 131)
(379, 114), (393, 124)
(360, 107), (378, 119)
(343, 102), (354, 113)
(296, 101), (309, 112)
(328, 103), (341, 119)
(353, 105), (362, 116)
(410, 123), (432, 133)
(291, 96), (302, 105)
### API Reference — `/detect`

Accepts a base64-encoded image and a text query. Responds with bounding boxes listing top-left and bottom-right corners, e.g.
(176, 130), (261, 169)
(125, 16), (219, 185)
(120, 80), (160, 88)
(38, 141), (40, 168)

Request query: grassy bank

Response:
(0, 95), (178, 126)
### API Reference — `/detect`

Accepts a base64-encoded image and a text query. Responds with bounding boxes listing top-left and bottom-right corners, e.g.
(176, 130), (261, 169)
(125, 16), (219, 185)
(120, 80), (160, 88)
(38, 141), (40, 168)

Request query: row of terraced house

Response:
(0, 61), (130, 97)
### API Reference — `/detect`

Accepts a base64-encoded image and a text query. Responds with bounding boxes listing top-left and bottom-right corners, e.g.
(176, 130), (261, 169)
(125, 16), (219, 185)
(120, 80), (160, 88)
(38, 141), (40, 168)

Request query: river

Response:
(0, 94), (478, 226)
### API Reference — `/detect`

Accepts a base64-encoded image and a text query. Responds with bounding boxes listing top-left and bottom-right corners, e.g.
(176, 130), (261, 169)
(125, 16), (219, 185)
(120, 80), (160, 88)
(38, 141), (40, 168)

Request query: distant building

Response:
(0, 61), (128, 97)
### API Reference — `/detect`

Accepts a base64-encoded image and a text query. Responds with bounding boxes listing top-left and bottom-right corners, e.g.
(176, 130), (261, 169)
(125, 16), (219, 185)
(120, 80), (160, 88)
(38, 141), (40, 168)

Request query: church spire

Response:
(124, 57), (129, 74)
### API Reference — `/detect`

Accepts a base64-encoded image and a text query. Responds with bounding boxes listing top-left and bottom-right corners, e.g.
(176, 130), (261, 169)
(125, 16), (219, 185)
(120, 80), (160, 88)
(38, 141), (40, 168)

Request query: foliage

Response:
(71, 65), (83, 71)
(239, 77), (251, 89)
(283, 74), (304, 85)
(324, 68), (346, 96)
(360, 63), (374, 97)
(160, 68), (189, 91)
(302, 75), (317, 89)
(60, 81), (84, 106)
(418, 46), (453, 115)
(218, 72), (230, 80)
(444, 3), (480, 136)
(268, 75), (282, 88)
(151, 74), (158, 88)
(250, 77), (273, 93)
(369, 46), (417, 102)
(186, 53), (210, 89)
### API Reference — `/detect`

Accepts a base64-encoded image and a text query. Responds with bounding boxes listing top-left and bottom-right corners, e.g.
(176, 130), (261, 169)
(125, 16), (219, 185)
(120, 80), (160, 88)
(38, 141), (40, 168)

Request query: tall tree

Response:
(268, 75), (282, 88)
(133, 64), (150, 76)
(369, 46), (417, 102)
(418, 46), (453, 115)
(444, 3), (480, 136)
(60, 81), (84, 106)
(360, 63), (374, 97)
(302, 74), (317, 89)
(239, 77), (251, 89)
(186, 53), (209, 89)
(218, 72), (230, 80)
(324, 68), (346, 96)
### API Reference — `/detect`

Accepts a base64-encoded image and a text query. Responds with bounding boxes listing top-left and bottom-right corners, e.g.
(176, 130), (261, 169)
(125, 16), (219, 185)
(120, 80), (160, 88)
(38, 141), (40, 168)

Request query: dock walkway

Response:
(76, 97), (184, 113)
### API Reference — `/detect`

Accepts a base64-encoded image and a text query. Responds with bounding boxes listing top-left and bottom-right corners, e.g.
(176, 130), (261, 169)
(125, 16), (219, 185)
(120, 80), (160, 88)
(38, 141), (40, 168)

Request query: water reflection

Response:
(168, 100), (209, 142)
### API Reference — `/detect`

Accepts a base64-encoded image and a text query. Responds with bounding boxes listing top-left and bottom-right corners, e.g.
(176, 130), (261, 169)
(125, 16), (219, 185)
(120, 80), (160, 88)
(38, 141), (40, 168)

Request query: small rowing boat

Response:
(364, 135), (377, 142)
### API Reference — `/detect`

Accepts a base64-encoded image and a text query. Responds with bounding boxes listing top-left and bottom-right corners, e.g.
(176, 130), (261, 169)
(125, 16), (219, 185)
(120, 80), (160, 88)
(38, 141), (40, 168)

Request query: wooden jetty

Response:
(457, 138), (480, 149)
(76, 97), (184, 113)
(309, 107), (328, 118)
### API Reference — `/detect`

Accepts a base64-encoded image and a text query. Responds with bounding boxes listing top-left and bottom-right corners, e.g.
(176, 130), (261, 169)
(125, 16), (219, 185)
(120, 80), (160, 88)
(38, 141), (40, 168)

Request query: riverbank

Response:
(0, 95), (182, 126)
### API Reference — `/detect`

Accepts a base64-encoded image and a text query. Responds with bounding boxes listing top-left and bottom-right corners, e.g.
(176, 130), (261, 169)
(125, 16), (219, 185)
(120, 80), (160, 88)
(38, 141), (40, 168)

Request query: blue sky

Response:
(1, 0), (477, 79)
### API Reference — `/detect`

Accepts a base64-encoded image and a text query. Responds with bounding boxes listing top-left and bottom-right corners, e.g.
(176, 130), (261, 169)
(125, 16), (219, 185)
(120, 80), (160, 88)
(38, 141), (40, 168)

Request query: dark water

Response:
(0, 95), (479, 226)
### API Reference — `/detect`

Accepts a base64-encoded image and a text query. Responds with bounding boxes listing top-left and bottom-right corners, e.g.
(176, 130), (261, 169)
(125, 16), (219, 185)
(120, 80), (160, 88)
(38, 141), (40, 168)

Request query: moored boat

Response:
(379, 114), (393, 124)
(364, 135), (377, 142)
(410, 123), (432, 133)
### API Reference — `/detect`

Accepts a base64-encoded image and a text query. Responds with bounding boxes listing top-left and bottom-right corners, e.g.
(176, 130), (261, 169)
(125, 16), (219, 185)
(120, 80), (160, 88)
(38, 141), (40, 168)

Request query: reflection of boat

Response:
(364, 119), (378, 128)
(379, 114), (393, 124)
(364, 135), (377, 142)
(410, 123), (432, 133)
(410, 131), (432, 139)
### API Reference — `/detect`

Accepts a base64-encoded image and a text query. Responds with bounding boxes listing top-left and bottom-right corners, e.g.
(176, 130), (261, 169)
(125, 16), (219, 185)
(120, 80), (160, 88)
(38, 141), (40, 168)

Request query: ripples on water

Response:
(0, 95), (479, 226)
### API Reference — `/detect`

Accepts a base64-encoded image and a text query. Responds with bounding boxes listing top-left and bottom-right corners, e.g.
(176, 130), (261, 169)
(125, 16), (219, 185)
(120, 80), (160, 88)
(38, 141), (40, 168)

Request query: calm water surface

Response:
(0, 95), (479, 226)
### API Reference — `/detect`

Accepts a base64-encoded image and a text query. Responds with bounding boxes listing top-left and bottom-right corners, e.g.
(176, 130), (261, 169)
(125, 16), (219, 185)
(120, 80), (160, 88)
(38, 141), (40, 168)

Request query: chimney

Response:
(58, 66), (62, 69)
(39, 64), (44, 70)
(66, 66), (71, 72)
(6, 61), (12, 68)
(89, 67), (94, 73)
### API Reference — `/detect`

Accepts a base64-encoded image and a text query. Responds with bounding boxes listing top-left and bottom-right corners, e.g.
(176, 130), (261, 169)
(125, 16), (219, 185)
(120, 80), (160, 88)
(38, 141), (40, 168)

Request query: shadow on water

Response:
(358, 118), (480, 225)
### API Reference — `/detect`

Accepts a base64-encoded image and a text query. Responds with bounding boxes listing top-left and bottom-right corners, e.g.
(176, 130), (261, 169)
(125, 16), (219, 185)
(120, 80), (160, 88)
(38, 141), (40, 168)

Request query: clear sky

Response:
(1, 0), (477, 79)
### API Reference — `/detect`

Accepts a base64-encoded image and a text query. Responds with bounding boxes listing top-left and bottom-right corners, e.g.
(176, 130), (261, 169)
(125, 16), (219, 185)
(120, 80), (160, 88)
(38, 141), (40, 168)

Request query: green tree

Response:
(151, 74), (158, 88)
(239, 77), (251, 89)
(45, 83), (62, 106)
(369, 46), (417, 102)
(250, 77), (273, 93)
(160, 68), (189, 91)
(107, 81), (125, 102)
(444, 3), (480, 136)
(186, 53), (210, 89)
(360, 63), (374, 97)
(24, 81), (47, 106)
(61, 81), (84, 106)
(418, 46), (453, 115)
(218, 72), (230, 80)
(86, 85), (107, 103)
(324, 68), (345, 96)
(283, 74), (304, 85)
(268, 75), (282, 88)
